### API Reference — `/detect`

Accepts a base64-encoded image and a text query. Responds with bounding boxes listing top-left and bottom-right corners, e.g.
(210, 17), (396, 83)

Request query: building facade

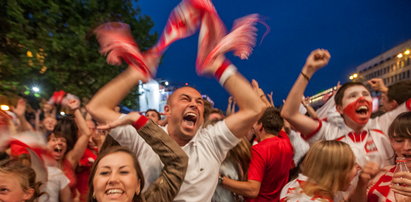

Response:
(356, 39), (411, 85)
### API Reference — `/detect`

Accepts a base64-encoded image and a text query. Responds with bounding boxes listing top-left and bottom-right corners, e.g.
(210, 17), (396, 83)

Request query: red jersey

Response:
(247, 130), (294, 202)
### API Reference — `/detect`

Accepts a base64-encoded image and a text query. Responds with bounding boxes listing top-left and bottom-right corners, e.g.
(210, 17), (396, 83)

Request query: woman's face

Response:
(43, 117), (56, 131)
(390, 135), (411, 168)
(0, 172), (33, 202)
(93, 152), (140, 202)
(340, 163), (360, 191)
(47, 134), (68, 161)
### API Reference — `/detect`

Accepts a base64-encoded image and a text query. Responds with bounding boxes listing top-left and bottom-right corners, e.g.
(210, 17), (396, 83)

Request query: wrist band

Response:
(214, 60), (237, 86)
(131, 115), (149, 130)
(301, 72), (310, 81)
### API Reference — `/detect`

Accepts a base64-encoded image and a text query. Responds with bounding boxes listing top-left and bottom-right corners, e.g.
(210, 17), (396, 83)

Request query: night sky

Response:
(137, 0), (411, 110)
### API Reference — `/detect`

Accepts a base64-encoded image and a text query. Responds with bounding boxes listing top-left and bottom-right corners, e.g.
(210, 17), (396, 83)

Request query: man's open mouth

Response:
(183, 112), (198, 127)
(355, 105), (369, 115)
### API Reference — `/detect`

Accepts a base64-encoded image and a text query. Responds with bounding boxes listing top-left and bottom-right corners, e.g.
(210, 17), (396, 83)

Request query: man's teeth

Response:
(106, 189), (124, 194)
(186, 112), (197, 117)
(357, 106), (368, 110)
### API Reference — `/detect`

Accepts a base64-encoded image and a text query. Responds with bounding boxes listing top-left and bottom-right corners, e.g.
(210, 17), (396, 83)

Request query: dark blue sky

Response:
(137, 0), (411, 110)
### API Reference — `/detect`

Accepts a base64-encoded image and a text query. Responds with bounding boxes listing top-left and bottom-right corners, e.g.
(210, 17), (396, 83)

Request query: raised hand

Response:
(302, 49), (331, 77)
(358, 161), (380, 184)
(367, 78), (388, 93)
(66, 99), (80, 111)
(13, 99), (26, 117)
(267, 91), (274, 106)
(97, 112), (141, 130)
(251, 79), (270, 107)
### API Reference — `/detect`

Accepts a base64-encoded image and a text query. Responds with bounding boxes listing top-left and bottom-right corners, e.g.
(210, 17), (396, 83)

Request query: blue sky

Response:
(137, 0), (411, 110)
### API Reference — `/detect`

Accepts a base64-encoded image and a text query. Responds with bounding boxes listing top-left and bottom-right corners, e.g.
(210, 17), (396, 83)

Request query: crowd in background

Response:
(2, 0), (411, 201)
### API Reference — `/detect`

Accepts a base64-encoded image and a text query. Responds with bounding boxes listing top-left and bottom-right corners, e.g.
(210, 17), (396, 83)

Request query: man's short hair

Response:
(146, 109), (161, 119)
(387, 80), (411, 105)
(258, 107), (283, 135)
(334, 82), (367, 106)
(166, 86), (201, 105)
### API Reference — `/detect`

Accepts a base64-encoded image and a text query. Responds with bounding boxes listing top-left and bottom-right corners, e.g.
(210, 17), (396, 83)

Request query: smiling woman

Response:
(89, 147), (143, 202)
(88, 112), (188, 202)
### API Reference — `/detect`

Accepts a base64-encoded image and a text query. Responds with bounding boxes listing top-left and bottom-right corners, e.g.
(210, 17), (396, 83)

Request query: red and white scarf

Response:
(94, 0), (264, 78)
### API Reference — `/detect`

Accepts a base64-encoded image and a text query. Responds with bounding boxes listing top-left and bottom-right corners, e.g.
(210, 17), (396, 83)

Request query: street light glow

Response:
(32, 86), (40, 92)
(164, 81), (169, 86)
(397, 53), (403, 58)
(353, 73), (358, 78)
(405, 50), (410, 55)
(0, 105), (10, 111)
(60, 111), (65, 116)
(349, 75), (354, 80)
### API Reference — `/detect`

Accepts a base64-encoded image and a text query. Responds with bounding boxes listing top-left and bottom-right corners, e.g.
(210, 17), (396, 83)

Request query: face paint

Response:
(343, 97), (372, 125)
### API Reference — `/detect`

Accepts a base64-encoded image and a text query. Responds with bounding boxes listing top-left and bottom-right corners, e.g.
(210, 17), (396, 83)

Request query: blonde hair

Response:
(300, 140), (355, 199)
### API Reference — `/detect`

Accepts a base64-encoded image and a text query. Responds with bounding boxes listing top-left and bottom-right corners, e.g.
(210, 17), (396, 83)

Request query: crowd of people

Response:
(2, 0), (411, 202)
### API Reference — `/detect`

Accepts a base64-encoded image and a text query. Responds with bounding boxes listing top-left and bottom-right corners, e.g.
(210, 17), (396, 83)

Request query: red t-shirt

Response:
(247, 130), (294, 202)
(76, 147), (97, 202)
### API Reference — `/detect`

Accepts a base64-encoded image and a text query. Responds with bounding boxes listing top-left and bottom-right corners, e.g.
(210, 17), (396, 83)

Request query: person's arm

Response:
(59, 185), (72, 202)
(226, 96), (234, 116)
(221, 177), (261, 198)
(13, 99), (34, 132)
(251, 79), (271, 108)
(209, 58), (265, 139)
(371, 98), (411, 134)
(222, 144), (265, 198)
(98, 112), (188, 201)
(302, 97), (318, 119)
(267, 91), (274, 106)
(349, 162), (379, 202)
(281, 49), (331, 137)
(65, 99), (92, 169)
(367, 78), (388, 94)
(86, 66), (148, 123)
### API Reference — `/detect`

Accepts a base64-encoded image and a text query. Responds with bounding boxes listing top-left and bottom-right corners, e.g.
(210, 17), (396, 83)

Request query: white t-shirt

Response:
(39, 166), (70, 202)
(110, 119), (240, 202)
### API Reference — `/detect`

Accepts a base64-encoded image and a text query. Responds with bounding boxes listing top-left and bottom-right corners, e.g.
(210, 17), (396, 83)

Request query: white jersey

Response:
(305, 101), (410, 167)
(110, 118), (240, 202)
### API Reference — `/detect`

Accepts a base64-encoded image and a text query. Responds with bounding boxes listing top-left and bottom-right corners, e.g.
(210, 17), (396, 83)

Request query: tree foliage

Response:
(0, 0), (157, 109)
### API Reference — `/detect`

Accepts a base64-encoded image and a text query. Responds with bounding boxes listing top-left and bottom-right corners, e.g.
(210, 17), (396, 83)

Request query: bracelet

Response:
(301, 71), (310, 81)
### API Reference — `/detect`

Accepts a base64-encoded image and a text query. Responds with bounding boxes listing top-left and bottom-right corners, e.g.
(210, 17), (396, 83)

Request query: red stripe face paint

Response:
(343, 96), (372, 125)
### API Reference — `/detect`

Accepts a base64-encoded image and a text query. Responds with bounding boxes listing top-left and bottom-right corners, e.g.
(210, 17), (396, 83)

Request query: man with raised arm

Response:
(87, 54), (265, 201)
(281, 49), (411, 169)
